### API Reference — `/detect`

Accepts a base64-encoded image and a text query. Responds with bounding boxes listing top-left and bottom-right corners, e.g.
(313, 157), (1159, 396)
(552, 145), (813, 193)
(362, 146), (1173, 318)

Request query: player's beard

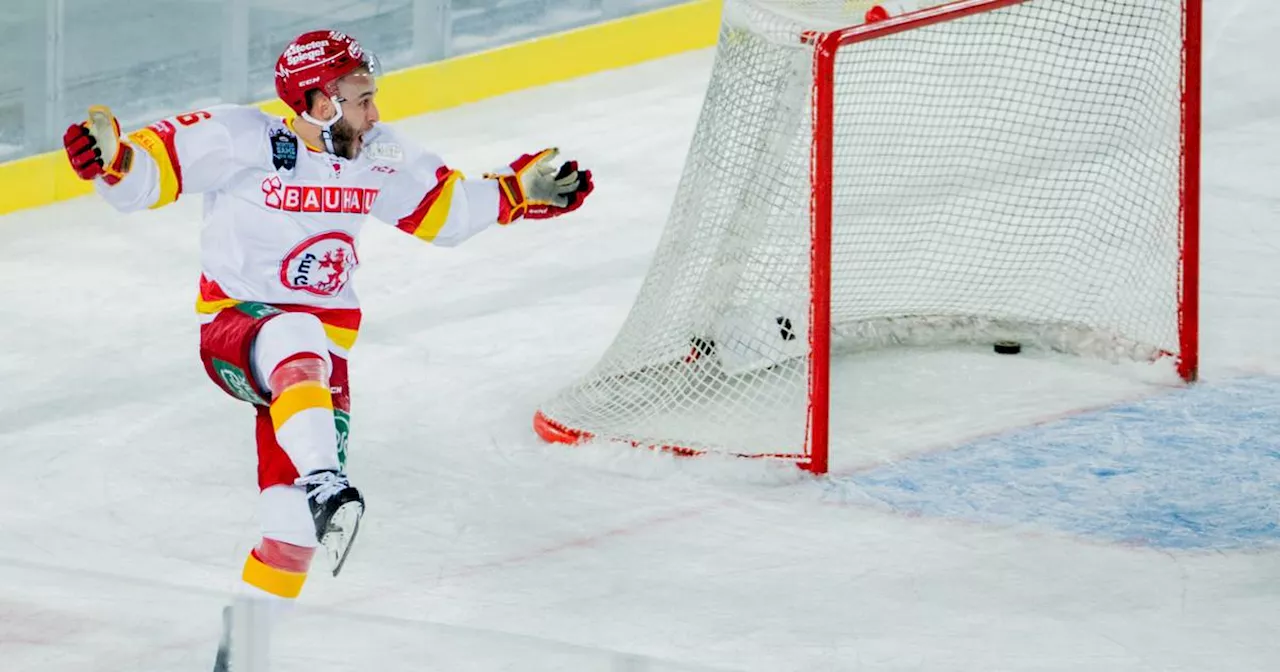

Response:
(330, 117), (363, 160)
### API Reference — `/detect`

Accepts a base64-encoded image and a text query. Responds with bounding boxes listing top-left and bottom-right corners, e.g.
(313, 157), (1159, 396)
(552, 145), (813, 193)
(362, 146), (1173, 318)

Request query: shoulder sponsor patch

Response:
(271, 128), (298, 172)
(363, 142), (403, 162)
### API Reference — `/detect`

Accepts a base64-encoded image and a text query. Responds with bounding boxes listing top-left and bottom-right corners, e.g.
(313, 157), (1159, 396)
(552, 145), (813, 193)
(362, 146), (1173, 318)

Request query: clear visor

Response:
(311, 49), (382, 103)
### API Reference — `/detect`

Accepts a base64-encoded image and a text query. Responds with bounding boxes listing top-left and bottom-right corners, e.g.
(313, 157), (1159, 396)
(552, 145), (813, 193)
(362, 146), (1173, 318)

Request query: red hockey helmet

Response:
(275, 30), (377, 115)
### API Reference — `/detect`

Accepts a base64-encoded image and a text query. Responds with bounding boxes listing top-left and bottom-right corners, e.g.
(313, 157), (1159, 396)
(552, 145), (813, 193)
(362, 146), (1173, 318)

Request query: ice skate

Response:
(296, 469), (364, 576)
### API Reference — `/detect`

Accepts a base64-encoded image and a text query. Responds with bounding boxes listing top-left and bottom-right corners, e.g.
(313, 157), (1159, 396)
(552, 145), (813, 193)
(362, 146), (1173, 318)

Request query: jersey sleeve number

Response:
(175, 110), (213, 127)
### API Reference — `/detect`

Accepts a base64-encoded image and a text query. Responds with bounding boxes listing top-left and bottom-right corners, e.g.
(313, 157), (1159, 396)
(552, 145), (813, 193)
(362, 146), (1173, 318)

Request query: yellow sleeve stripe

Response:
(269, 381), (333, 432)
(395, 170), (463, 242)
(126, 125), (182, 209)
(415, 171), (460, 241)
(242, 552), (307, 599)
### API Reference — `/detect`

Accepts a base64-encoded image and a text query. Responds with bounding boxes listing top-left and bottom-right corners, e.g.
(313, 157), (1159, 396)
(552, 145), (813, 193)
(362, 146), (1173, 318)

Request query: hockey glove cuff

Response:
(486, 148), (594, 224)
(63, 105), (133, 185)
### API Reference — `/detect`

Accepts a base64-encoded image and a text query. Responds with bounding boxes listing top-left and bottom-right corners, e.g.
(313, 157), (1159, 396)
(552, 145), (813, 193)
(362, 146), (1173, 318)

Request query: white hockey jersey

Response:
(97, 104), (501, 352)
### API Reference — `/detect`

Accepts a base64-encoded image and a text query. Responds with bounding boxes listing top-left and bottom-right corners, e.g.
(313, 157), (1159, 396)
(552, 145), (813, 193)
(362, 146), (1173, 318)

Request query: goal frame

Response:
(536, 0), (1203, 475)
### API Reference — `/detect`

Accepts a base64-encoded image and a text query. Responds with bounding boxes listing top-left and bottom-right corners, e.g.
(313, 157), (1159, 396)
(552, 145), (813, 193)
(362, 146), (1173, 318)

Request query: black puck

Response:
(993, 340), (1022, 355)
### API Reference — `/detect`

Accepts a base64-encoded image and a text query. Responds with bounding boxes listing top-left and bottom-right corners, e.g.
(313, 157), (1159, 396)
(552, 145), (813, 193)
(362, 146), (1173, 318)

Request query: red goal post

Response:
(804, 0), (1203, 472)
(535, 0), (1203, 475)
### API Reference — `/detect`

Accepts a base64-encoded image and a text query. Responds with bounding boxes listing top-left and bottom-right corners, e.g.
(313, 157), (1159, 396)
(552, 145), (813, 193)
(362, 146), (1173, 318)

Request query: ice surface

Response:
(2, 1), (1279, 669)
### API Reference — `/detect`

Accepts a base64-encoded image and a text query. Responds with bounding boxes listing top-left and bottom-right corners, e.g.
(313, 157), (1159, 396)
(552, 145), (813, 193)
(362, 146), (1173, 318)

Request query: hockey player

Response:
(61, 29), (593, 667)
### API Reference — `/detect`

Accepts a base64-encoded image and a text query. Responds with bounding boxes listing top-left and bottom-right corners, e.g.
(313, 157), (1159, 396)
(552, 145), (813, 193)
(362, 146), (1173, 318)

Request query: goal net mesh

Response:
(538, 0), (1187, 463)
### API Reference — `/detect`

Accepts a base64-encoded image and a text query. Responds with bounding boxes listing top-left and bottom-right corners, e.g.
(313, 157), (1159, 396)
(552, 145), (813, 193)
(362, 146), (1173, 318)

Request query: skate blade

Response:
(212, 605), (231, 672)
(321, 500), (364, 577)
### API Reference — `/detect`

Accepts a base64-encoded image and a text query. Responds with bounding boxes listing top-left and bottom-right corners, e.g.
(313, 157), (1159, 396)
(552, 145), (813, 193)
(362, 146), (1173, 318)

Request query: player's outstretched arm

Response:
(63, 105), (250, 213)
(374, 144), (594, 247)
(486, 148), (594, 224)
(64, 105), (164, 213)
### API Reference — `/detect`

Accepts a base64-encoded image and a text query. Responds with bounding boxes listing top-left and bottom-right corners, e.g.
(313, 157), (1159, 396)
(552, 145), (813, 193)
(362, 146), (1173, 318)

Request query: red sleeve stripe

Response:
(126, 119), (184, 208)
(396, 166), (462, 242)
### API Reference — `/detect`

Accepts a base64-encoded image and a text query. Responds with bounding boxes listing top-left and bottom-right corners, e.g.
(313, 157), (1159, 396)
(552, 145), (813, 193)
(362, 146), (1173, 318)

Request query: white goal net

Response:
(536, 0), (1199, 472)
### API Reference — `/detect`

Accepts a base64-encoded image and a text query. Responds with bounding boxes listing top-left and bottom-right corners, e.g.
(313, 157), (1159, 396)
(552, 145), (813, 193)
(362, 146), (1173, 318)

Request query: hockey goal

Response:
(535, 0), (1201, 474)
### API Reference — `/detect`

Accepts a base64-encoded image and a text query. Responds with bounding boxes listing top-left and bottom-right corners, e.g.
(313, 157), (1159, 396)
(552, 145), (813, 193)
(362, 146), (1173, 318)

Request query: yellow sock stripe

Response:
(126, 126), (181, 209)
(269, 380), (333, 432)
(242, 552), (307, 599)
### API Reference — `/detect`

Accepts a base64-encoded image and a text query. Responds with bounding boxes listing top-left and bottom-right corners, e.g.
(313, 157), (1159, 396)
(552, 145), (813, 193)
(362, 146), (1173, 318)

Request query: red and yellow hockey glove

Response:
(487, 148), (594, 224)
(63, 105), (133, 185)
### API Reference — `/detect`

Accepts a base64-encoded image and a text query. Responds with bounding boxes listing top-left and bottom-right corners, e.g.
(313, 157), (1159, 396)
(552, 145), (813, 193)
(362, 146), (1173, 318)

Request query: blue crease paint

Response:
(829, 377), (1280, 550)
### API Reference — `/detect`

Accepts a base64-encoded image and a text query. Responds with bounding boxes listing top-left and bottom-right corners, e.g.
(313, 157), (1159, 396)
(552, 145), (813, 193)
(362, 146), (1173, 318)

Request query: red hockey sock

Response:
(266, 353), (339, 476)
(241, 537), (316, 599)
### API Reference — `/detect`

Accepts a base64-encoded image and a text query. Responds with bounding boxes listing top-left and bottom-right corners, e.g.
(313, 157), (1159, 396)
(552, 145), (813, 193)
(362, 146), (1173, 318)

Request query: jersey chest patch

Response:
(280, 231), (359, 297)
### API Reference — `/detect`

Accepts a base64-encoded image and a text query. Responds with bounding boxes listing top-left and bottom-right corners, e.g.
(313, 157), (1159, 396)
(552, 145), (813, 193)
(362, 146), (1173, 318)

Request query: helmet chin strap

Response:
(300, 95), (346, 155)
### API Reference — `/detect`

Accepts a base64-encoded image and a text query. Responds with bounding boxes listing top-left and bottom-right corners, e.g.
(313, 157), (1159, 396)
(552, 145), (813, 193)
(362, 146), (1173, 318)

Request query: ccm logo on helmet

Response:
(262, 176), (378, 214)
